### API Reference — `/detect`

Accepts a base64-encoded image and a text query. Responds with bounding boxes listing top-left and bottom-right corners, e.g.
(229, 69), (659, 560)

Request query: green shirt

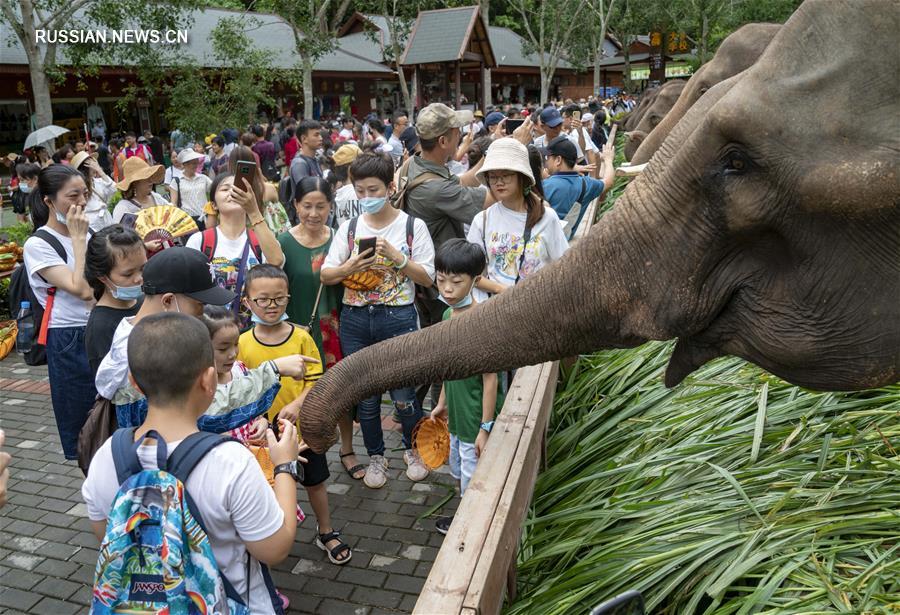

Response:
(442, 308), (505, 443)
(278, 229), (343, 367)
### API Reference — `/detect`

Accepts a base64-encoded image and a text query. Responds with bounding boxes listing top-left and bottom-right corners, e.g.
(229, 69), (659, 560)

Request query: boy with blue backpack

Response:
(82, 312), (302, 614)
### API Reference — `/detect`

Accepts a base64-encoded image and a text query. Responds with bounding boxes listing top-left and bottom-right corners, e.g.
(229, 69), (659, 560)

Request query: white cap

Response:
(582, 112), (594, 123)
(177, 149), (205, 164)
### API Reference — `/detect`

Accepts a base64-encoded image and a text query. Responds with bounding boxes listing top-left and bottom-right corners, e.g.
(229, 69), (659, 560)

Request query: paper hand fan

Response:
(134, 206), (199, 243)
(412, 417), (450, 469)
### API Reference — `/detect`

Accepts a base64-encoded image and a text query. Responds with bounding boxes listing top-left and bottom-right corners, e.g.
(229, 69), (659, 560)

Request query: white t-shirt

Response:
(82, 436), (283, 615)
(323, 211), (434, 307)
(387, 135), (403, 164)
(338, 128), (354, 141)
(95, 316), (134, 399)
(165, 166), (184, 186)
(85, 175), (117, 232)
(172, 173), (212, 218)
(534, 129), (597, 161)
(466, 202), (569, 302)
(22, 226), (94, 327)
(333, 183), (360, 227)
(112, 192), (169, 225)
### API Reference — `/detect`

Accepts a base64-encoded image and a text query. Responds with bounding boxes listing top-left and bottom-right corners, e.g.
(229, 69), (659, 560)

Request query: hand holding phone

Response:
(358, 236), (377, 257)
(235, 160), (257, 191)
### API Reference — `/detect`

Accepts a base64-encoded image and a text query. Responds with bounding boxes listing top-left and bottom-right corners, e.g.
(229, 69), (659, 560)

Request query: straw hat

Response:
(70, 151), (91, 170)
(475, 137), (534, 188)
(117, 156), (165, 191)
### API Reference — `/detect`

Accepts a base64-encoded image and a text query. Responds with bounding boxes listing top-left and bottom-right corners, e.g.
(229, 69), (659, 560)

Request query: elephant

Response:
(630, 23), (782, 166)
(300, 0), (900, 454)
(621, 86), (659, 132)
(623, 80), (686, 161)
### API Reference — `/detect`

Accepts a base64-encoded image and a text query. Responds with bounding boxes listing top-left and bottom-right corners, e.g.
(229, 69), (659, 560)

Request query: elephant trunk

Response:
(300, 209), (664, 453)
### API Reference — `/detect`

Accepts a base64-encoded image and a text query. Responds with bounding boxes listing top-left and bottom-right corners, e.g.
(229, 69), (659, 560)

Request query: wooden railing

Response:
(415, 194), (601, 614)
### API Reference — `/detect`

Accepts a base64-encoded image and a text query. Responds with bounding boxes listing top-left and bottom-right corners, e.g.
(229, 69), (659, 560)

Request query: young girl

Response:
(22, 164), (96, 461)
(84, 225), (146, 377)
(466, 137), (569, 302)
(186, 172), (285, 328)
(279, 177), (363, 479)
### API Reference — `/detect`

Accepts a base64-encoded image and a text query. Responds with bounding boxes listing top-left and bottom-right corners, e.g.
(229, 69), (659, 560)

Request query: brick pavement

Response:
(0, 355), (459, 614)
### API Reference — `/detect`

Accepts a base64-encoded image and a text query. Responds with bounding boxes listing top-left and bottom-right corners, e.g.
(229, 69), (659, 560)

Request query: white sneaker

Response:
(404, 449), (429, 482)
(363, 455), (389, 489)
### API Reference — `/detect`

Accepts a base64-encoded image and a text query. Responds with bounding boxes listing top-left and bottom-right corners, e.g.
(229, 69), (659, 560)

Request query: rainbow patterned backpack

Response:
(91, 429), (269, 614)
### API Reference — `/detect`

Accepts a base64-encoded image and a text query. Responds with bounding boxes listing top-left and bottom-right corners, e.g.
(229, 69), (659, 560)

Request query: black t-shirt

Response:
(85, 303), (141, 378)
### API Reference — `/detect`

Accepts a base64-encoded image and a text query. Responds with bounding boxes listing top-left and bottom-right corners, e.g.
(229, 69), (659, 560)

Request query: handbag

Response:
(77, 396), (118, 476)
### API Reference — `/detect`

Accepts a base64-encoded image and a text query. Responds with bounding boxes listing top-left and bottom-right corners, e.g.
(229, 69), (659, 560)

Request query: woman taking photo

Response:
(84, 225), (146, 377)
(186, 171), (285, 329)
(466, 138), (569, 301)
(229, 145), (291, 235)
(22, 164), (96, 461)
(71, 150), (116, 232)
(278, 177), (363, 479)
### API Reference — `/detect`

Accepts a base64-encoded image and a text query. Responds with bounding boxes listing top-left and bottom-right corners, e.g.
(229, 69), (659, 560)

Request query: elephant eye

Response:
(722, 149), (753, 176)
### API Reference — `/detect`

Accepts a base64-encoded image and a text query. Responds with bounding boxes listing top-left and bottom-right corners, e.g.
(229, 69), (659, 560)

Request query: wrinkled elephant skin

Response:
(631, 23), (781, 166)
(300, 0), (900, 454)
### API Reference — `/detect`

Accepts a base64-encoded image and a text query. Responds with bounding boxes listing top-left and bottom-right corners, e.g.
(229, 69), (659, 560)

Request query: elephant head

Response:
(623, 80), (686, 161)
(300, 0), (900, 454)
(630, 23), (781, 166)
(622, 86), (659, 132)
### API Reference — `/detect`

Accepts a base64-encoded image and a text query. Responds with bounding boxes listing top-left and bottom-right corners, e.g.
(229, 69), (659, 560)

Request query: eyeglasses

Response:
(248, 296), (290, 307)
(487, 173), (517, 185)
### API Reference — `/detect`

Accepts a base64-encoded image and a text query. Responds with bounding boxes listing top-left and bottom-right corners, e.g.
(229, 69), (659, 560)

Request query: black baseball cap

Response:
(141, 247), (236, 305)
(544, 135), (578, 166)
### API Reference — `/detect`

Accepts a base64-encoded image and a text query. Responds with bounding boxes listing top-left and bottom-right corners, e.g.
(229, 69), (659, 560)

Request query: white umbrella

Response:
(24, 125), (70, 149)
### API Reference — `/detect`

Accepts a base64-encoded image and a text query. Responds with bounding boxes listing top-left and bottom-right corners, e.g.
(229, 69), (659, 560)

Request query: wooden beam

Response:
(463, 51), (483, 62)
(456, 61), (462, 108)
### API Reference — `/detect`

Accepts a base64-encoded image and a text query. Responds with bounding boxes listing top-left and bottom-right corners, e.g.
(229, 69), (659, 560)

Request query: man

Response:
(143, 130), (165, 168)
(484, 111), (506, 137)
(388, 112), (408, 166)
(400, 103), (492, 409)
(250, 125), (278, 181)
(561, 104), (599, 165)
(280, 120), (324, 221)
(121, 132), (153, 164)
(542, 135), (615, 239)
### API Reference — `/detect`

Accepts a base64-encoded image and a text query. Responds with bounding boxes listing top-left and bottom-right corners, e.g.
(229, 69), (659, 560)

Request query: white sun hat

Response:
(475, 137), (534, 188)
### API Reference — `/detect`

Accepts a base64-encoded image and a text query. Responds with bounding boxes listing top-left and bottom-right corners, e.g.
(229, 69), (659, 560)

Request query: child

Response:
(82, 313), (301, 614)
(239, 264), (353, 565)
(321, 152), (435, 490)
(429, 239), (505, 535)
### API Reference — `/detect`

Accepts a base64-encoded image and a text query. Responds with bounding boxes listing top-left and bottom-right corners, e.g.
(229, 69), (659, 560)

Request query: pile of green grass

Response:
(507, 344), (899, 614)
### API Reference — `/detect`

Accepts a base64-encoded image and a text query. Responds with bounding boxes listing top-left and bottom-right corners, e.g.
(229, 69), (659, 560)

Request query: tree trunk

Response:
(701, 14), (709, 64)
(623, 40), (632, 92)
(27, 53), (53, 129)
(593, 47), (603, 97)
(302, 58), (314, 119)
(397, 62), (413, 116)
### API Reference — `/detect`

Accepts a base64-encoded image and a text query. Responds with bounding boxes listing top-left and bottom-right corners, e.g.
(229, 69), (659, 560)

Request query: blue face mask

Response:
(438, 280), (477, 310)
(251, 312), (289, 326)
(110, 284), (144, 300)
(359, 196), (387, 214)
(54, 210), (68, 225)
(19, 184), (31, 194)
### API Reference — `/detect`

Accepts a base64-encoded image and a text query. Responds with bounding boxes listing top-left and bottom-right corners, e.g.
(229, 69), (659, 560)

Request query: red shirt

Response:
(283, 137), (299, 166)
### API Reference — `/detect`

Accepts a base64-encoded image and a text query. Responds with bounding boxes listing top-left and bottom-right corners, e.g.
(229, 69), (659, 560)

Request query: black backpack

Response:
(8, 229), (67, 366)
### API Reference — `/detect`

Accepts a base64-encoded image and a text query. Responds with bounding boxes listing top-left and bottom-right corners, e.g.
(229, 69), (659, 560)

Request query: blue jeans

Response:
(46, 326), (97, 459)
(339, 304), (423, 457)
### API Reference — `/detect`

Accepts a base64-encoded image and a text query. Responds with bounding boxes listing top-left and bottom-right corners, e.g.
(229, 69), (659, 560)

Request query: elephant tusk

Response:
(616, 162), (647, 176)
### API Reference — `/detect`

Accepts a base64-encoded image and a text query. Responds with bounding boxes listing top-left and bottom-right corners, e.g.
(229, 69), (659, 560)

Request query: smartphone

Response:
(358, 236), (377, 257)
(573, 110), (582, 121)
(506, 119), (525, 134)
(235, 160), (256, 191)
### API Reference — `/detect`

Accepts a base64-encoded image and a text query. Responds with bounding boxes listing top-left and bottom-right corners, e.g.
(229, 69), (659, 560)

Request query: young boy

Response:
(321, 151), (435, 490)
(239, 264), (352, 565)
(429, 239), (505, 535)
(82, 313), (301, 614)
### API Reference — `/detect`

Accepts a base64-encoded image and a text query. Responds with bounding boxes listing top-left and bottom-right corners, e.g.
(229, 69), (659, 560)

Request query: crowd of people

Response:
(1, 93), (625, 613)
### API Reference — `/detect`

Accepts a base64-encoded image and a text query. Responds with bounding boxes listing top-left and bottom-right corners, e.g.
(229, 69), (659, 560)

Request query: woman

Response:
(227, 145), (291, 235)
(186, 172), (285, 329)
(208, 136), (229, 177)
(283, 126), (299, 167)
(84, 225), (146, 376)
(466, 138), (569, 301)
(71, 150), (116, 232)
(278, 177), (363, 479)
(22, 164), (96, 461)
(169, 149), (212, 228)
(111, 156), (168, 226)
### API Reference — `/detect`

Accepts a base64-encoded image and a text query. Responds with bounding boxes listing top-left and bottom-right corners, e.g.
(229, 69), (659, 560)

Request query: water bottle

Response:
(16, 301), (35, 355)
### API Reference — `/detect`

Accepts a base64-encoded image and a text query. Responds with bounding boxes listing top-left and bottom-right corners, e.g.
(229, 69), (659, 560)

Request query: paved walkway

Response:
(0, 355), (458, 614)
